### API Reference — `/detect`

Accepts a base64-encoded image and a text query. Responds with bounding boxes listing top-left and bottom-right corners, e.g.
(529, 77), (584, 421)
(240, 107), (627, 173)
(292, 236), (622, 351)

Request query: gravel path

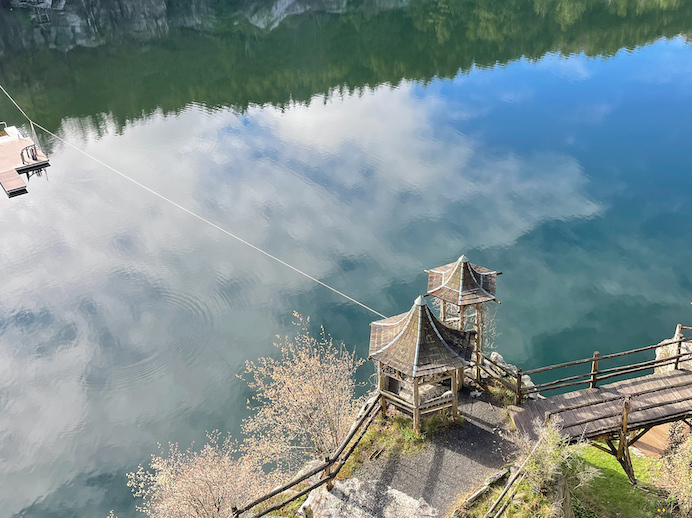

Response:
(302, 386), (519, 517)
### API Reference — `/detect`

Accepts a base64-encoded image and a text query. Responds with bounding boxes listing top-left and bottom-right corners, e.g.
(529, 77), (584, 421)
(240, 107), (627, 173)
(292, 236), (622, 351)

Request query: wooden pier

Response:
(0, 124), (49, 197)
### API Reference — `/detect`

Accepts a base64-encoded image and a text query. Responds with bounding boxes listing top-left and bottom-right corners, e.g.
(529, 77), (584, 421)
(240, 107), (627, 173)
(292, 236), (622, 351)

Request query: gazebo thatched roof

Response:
(425, 255), (500, 307)
(368, 296), (474, 378)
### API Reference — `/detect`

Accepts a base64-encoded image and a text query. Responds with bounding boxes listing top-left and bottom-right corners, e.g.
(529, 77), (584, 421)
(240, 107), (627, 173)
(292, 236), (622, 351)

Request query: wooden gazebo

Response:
(369, 296), (475, 432)
(425, 255), (501, 379)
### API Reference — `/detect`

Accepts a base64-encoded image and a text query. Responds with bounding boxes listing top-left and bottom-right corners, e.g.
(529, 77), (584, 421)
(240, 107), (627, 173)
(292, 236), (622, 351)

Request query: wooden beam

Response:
(451, 370), (458, 419)
(588, 440), (615, 456)
(617, 396), (630, 462)
(629, 426), (653, 447)
(413, 377), (420, 433)
(605, 439), (619, 456)
(377, 362), (387, 417)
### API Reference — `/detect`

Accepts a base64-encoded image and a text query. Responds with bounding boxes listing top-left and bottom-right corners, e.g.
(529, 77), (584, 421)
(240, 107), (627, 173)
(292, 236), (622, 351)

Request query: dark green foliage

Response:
(1, 0), (691, 133)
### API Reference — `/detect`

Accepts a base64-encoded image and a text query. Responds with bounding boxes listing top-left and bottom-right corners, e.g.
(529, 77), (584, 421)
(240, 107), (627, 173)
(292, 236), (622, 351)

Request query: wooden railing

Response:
(475, 351), (519, 392)
(481, 437), (544, 518)
(231, 397), (381, 518)
(474, 332), (692, 405)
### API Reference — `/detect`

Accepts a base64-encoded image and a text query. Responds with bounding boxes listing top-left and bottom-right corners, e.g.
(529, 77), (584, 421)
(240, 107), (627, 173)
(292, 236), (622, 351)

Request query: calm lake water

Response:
(1, 0), (692, 515)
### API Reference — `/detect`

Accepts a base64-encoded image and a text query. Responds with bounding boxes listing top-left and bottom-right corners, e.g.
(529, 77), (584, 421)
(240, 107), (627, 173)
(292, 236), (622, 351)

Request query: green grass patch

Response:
(568, 445), (669, 518)
(487, 381), (517, 408)
(455, 478), (554, 518)
(337, 412), (463, 480)
(457, 445), (671, 518)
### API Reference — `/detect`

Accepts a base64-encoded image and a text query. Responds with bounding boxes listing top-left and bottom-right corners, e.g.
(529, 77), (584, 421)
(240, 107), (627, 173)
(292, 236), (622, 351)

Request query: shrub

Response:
(127, 432), (279, 518)
(661, 425), (692, 515)
(241, 313), (365, 472)
(519, 417), (598, 494)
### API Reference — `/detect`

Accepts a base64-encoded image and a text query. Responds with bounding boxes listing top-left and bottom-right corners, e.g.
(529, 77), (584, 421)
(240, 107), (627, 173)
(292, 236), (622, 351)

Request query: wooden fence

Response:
(231, 397), (381, 518)
(476, 332), (692, 405)
(481, 437), (544, 518)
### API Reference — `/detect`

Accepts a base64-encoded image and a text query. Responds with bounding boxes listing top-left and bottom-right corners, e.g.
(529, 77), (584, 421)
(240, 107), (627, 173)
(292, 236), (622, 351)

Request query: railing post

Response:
(324, 456), (334, 491)
(590, 351), (600, 388)
(515, 369), (523, 406)
(675, 340), (682, 370)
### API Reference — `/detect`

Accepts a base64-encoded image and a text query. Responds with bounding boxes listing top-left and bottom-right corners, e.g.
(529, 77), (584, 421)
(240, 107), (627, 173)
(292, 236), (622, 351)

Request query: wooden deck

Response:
(0, 136), (49, 197)
(510, 368), (692, 441)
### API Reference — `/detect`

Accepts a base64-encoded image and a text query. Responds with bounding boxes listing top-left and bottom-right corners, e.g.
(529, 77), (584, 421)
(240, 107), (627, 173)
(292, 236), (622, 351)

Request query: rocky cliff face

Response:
(0, 0), (215, 55)
(0, 0), (414, 55)
(243, 0), (410, 30)
(655, 324), (691, 374)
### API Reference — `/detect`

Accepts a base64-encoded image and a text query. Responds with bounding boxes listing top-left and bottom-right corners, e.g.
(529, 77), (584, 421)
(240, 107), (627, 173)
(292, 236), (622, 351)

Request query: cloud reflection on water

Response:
(0, 80), (599, 516)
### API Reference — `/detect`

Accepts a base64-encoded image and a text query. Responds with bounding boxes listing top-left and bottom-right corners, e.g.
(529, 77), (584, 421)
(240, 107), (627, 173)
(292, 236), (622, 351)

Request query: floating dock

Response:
(0, 123), (50, 197)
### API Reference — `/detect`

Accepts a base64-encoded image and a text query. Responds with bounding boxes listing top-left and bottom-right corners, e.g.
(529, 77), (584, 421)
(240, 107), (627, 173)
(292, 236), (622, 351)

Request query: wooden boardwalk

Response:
(510, 368), (692, 441)
(510, 367), (692, 483)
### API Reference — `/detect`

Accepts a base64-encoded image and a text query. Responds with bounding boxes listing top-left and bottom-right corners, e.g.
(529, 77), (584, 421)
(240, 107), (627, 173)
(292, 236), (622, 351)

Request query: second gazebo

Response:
(369, 296), (475, 432)
(425, 255), (501, 380)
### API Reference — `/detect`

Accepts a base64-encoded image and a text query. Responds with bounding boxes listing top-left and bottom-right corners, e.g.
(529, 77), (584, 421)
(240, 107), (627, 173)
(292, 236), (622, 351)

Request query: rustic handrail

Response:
(504, 333), (692, 405)
(523, 350), (692, 394)
(478, 351), (517, 378)
(248, 400), (381, 518)
(522, 338), (689, 376)
(232, 397), (381, 517)
(474, 360), (518, 392)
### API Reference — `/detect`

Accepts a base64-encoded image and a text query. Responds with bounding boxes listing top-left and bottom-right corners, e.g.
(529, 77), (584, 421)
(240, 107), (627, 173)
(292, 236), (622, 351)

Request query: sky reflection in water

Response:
(1, 37), (692, 517)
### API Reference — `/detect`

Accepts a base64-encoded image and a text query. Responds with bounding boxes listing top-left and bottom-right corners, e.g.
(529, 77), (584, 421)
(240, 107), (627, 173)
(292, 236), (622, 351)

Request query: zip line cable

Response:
(0, 84), (387, 319)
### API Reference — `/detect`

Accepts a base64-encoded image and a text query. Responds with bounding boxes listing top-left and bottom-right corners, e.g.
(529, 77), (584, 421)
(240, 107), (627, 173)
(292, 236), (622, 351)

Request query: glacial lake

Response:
(1, 0), (692, 515)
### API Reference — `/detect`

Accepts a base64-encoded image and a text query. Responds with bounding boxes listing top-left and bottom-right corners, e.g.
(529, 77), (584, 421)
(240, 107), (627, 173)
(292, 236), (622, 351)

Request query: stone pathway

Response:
(303, 387), (518, 517)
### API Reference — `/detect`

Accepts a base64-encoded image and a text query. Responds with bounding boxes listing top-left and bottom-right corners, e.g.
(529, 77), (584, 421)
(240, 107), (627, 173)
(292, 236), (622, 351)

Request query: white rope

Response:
(0, 84), (386, 319)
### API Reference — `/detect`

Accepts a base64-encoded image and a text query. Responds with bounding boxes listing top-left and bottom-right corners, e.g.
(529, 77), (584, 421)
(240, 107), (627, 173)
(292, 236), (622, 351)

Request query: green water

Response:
(0, 0), (691, 516)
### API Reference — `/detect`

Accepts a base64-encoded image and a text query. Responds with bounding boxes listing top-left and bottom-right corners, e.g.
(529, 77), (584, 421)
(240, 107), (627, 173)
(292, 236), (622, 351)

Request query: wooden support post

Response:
(590, 351), (600, 388)
(377, 362), (387, 417)
(457, 367), (464, 390)
(475, 304), (485, 382)
(617, 396), (631, 461)
(623, 442), (636, 485)
(474, 337), (482, 383)
(451, 370), (458, 420)
(413, 377), (420, 433)
(441, 300), (447, 322)
(614, 396), (637, 484)
(515, 369), (523, 406)
(675, 339), (682, 370)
